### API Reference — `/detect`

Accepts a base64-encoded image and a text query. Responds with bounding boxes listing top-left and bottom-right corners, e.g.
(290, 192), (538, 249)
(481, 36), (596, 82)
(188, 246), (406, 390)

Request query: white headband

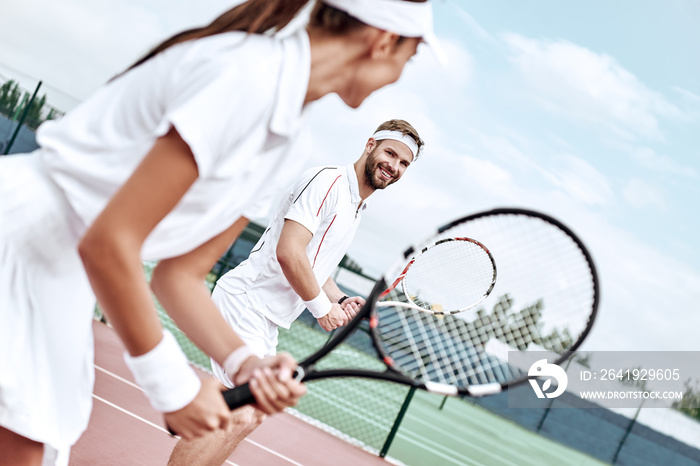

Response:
(372, 130), (420, 160)
(323, 0), (446, 65)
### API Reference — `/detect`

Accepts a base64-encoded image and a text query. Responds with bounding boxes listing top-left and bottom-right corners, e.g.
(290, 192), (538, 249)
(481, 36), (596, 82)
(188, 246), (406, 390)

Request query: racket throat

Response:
(293, 366), (307, 382)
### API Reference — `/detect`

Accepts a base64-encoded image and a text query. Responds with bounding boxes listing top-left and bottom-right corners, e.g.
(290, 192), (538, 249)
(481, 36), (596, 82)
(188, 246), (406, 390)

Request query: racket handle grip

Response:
(222, 383), (256, 410)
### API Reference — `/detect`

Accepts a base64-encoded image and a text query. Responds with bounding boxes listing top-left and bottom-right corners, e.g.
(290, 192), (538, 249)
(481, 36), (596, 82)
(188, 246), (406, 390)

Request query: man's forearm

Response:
(322, 277), (346, 303)
(278, 247), (322, 301)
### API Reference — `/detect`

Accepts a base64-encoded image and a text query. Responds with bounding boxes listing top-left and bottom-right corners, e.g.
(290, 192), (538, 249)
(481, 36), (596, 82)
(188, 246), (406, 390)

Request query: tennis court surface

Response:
(71, 320), (390, 466)
(71, 319), (606, 465)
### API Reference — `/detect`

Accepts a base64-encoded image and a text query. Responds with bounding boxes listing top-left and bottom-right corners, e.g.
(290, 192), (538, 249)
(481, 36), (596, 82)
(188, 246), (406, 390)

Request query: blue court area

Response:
(390, 390), (605, 466)
(0, 114), (39, 154)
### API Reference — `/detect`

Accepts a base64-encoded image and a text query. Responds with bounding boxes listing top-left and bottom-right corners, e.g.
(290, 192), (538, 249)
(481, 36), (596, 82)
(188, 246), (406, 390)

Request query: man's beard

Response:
(364, 150), (396, 190)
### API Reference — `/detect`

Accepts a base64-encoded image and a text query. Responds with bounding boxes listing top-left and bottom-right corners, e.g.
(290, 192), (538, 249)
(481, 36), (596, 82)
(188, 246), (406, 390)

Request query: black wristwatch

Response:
(338, 295), (350, 305)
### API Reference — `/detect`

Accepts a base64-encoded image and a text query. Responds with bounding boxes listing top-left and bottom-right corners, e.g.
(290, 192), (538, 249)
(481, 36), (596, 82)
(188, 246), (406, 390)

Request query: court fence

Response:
(0, 73), (65, 155)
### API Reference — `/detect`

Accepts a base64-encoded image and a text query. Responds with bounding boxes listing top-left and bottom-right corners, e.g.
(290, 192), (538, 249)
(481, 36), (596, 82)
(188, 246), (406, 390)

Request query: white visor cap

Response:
(322, 0), (447, 65)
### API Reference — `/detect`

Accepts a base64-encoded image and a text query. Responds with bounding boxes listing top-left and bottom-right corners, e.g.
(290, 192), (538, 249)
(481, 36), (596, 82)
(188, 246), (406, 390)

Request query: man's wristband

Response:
(304, 291), (333, 318)
(338, 295), (350, 305)
(223, 346), (258, 383)
(123, 329), (201, 413)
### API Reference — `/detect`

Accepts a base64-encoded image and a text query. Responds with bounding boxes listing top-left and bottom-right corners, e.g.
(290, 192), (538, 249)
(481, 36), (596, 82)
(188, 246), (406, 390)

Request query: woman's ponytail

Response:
(126, 0), (311, 72)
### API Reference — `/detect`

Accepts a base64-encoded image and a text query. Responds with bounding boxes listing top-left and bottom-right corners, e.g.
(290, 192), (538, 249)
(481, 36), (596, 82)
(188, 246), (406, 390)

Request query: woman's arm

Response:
(79, 126), (198, 357)
(150, 217), (250, 365)
(78, 127), (304, 436)
(79, 127), (232, 438)
(152, 216), (306, 414)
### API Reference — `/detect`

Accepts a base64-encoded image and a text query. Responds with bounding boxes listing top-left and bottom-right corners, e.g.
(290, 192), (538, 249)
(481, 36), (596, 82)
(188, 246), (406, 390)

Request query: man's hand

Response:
(316, 303), (349, 331)
(341, 296), (365, 318)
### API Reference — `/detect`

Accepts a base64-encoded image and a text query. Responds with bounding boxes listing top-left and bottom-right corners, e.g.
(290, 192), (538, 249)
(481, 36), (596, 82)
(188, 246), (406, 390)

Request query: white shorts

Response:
(0, 153), (95, 465)
(210, 286), (278, 388)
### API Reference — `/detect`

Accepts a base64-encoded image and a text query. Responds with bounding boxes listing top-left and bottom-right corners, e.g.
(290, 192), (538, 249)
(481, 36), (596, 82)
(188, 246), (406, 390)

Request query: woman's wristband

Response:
(123, 329), (201, 413)
(304, 291), (333, 318)
(223, 346), (258, 383)
(338, 295), (350, 305)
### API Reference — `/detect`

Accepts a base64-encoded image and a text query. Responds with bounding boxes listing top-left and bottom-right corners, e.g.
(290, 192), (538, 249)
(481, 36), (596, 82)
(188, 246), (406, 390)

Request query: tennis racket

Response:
(223, 207), (599, 407)
(377, 236), (496, 315)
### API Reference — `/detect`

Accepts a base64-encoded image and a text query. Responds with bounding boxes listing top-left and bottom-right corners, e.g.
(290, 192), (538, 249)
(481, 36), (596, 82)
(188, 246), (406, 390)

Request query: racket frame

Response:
(222, 207), (600, 409)
(378, 236), (497, 315)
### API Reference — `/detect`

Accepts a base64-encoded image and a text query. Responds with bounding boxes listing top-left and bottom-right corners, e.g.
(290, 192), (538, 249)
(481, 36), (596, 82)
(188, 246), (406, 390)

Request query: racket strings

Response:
(445, 214), (596, 342)
(403, 239), (495, 313)
(376, 303), (520, 387)
(374, 211), (597, 390)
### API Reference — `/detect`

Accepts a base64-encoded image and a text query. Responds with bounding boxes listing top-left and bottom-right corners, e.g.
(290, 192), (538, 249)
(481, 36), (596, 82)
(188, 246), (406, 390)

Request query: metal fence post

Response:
(612, 398), (644, 464)
(380, 385), (417, 458)
(3, 80), (41, 155)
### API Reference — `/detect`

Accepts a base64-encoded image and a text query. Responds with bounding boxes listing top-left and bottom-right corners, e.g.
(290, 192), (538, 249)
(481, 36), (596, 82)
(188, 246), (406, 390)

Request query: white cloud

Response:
(0, 0), (164, 99)
(622, 178), (666, 210)
(399, 37), (475, 109)
(470, 130), (538, 173)
(0, 0), (237, 103)
(673, 86), (700, 105)
(448, 3), (496, 44)
(502, 33), (683, 141)
(631, 147), (698, 178)
(580, 220), (700, 351)
(542, 155), (614, 207)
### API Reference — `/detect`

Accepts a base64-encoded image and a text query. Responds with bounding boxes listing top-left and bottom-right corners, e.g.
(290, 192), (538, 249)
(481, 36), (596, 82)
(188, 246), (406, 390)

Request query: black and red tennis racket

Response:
(223, 207), (599, 406)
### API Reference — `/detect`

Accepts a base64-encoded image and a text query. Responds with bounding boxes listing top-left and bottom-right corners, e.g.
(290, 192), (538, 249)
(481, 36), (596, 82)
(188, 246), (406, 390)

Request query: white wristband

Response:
(223, 346), (258, 383)
(304, 291), (333, 318)
(123, 329), (201, 413)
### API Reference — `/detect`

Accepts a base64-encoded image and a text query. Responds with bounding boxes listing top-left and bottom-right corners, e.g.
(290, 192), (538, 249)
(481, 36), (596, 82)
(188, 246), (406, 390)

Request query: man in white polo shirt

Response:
(168, 119), (424, 466)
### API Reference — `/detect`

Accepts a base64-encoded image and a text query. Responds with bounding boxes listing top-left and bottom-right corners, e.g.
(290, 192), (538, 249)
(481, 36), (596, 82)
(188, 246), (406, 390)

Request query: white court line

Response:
(95, 365), (140, 390)
(93, 364), (303, 466)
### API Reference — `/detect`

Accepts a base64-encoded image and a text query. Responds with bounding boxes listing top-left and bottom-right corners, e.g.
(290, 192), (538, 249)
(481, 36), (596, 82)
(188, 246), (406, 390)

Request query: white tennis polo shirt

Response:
(36, 29), (312, 261)
(217, 164), (368, 329)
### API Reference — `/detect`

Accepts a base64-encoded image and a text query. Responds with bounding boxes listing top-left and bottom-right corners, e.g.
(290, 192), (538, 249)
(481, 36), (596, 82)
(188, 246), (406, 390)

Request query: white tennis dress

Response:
(0, 28), (311, 465)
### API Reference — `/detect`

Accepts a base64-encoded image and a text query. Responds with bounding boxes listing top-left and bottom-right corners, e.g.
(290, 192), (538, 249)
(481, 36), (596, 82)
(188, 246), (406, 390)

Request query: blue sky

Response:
(0, 0), (698, 352)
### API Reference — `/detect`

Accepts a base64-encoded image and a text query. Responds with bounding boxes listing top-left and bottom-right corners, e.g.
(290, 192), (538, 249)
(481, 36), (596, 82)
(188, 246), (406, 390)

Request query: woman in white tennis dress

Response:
(0, 0), (443, 464)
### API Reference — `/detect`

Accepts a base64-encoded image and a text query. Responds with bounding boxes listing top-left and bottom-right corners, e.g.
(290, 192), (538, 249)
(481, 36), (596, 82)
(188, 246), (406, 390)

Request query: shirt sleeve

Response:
(243, 125), (312, 221)
(284, 167), (343, 236)
(153, 35), (280, 179)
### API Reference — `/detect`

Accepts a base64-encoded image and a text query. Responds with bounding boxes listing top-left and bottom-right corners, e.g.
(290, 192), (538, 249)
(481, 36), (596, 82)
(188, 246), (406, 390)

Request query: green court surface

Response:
(276, 322), (606, 466)
(387, 390), (606, 466)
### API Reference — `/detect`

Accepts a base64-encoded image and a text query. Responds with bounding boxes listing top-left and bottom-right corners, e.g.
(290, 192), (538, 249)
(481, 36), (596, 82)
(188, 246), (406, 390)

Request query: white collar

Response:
(269, 29), (311, 137)
(346, 163), (368, 210)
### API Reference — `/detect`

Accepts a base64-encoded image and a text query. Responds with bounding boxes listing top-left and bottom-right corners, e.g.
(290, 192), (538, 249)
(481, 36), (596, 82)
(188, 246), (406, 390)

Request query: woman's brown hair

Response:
(126, 0), (428, 72)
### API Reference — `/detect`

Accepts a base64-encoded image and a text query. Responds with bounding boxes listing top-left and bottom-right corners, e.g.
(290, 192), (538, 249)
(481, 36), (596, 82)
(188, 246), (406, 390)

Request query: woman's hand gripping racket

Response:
(223, 207), (599, 408)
